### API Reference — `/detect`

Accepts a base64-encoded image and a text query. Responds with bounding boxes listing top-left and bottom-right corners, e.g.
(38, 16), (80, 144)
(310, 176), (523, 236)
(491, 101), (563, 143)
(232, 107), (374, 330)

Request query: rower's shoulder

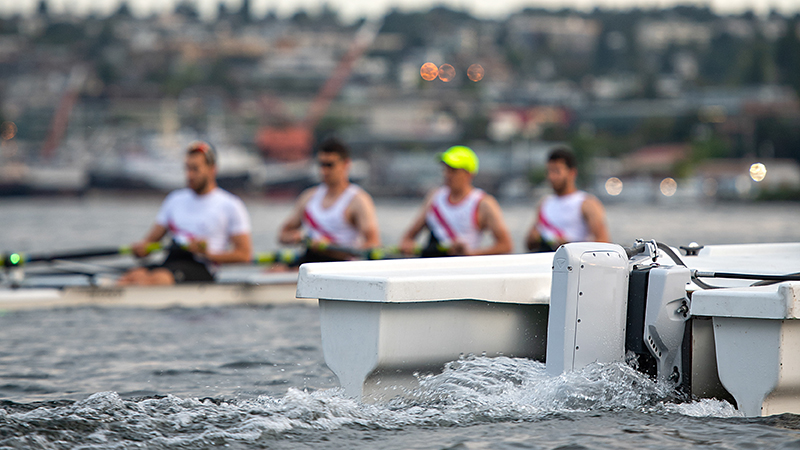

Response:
(298, 185), (319, 201)
(580, 192), (605, 212)
(163, 188), (193, 203)
(350, 184), (374, 201)
(477, 190), (502, 212)
(291, 186), (319, 210)
(579, 190), (600, 203)
(211, 188), (245, 203)
(423, 186), (444, 204)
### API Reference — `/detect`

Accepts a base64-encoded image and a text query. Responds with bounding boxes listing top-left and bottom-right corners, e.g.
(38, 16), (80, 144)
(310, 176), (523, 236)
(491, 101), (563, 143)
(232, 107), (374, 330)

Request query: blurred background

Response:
(0, 0), (799, 204)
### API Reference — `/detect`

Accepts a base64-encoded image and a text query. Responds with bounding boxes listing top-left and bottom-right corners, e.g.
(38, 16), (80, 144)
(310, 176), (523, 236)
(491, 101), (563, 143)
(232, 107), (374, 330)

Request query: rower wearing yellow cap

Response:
(399, 146), (512, 257)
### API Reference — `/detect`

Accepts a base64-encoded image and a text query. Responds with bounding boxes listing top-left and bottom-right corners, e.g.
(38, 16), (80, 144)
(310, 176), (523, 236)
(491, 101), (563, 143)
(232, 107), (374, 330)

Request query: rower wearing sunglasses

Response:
(278, 137), (380, 265)
(118, 141), (253, 285)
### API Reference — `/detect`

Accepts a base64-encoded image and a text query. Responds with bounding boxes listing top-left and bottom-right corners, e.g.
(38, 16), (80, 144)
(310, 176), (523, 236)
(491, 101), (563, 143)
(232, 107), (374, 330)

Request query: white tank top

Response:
(303, 184), (361, 247)
(155, 188), (251, 254)
(426, 186), (485, 250)
(536, 190), (589, 243)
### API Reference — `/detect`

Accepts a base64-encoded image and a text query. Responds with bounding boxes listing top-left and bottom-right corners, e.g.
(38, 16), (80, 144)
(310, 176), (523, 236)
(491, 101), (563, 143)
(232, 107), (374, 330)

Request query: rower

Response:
(525, 147), (610, 252)
(278, 137), (380, 265)
(399, 145), (512, 257)
(118, 141), (253, 285)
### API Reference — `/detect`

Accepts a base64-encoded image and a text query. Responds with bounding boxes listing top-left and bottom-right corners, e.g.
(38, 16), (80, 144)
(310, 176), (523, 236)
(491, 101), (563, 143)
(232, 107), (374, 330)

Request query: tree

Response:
(776, 18), (800, 95)
(114, 1), (132, 18)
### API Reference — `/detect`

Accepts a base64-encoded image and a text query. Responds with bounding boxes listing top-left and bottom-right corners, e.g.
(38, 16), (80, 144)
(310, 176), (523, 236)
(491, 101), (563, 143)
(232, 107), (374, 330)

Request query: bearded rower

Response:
(526, 147), (610, 252)
(118, 141), (253, 285)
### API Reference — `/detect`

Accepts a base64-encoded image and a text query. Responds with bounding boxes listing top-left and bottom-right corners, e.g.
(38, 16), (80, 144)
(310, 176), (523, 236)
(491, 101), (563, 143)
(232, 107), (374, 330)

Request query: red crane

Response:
(40, 66), (87, 160)
(256, 20), (380, 161)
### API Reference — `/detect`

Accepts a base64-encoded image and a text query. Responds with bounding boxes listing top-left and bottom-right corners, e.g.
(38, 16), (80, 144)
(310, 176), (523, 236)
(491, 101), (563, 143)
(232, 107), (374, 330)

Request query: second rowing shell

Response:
(0, 273), (313, 311)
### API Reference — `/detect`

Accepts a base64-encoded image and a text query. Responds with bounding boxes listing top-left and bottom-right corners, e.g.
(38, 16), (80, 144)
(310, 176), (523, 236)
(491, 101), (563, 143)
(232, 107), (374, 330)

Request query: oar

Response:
(252, 249), (303, 266)
(3, 240), (432, 271)
(304, 240), (434, 261)
(1, 242), (164, 268)
(250, 242), (420, 268)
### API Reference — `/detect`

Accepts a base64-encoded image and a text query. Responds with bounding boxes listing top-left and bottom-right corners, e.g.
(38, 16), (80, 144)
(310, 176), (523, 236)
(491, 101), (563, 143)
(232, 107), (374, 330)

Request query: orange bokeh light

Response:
(438, 64), (455, 82)
(1, 121), (17, 140)
(420, 62), (439, 81)
(467, 64), (484, 82)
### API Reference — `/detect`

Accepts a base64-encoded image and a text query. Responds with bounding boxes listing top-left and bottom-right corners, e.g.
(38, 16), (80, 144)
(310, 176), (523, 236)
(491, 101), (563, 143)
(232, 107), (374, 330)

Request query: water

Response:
(2, 194), (800, 448)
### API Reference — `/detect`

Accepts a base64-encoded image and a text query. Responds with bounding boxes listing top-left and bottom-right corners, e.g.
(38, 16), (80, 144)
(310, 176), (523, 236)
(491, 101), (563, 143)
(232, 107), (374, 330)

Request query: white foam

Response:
(1, 358), (741, 446)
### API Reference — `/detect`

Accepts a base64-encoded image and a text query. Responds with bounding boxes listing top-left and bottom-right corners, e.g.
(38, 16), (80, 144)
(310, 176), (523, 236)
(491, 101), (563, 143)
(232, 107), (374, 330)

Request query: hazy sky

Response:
(2, 0), (798, 22)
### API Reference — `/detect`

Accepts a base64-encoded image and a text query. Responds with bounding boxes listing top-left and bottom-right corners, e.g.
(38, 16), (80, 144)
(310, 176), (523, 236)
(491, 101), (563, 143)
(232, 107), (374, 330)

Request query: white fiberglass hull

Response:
(0, 273), (312, 310)
(298, 242), (800, 416)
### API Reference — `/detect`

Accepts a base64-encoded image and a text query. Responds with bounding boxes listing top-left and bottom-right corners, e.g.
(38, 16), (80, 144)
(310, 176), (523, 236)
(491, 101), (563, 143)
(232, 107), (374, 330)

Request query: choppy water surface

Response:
(2, 195), (800, 448)
(0, 304), (797, 450)
(1, 305), (791, 450)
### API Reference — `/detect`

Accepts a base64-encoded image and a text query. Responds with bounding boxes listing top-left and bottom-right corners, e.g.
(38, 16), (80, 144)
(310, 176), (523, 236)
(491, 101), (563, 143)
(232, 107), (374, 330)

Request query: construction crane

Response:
(256, 20), (381, 161)
(40, 66), (87, 161)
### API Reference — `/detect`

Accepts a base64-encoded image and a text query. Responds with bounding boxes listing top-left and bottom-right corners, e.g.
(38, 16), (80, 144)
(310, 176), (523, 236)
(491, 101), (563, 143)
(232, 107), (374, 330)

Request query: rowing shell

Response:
(0, 272), (313, 311)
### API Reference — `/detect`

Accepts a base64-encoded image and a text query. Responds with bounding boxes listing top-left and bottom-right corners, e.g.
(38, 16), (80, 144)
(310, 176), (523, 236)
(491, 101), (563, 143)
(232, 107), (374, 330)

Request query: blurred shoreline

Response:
(1, 192), (798, 257)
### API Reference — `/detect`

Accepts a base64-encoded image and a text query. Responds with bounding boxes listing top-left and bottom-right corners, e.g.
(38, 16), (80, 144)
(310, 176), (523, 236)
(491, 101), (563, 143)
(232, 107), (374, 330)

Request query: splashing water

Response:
(0, 357), (743, 448)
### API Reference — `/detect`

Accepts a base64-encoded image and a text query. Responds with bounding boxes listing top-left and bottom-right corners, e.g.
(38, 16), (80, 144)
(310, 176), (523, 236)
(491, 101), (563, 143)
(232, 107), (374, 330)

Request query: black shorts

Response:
(421, 232), (449, 258)
(156, 247), (214, 283)
(293, 248), (349, 266)
(528, 239), (559, 253)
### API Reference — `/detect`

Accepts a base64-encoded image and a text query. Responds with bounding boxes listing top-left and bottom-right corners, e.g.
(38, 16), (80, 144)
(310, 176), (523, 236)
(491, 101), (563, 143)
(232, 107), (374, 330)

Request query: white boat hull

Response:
(691, 281), (800, 416)
(299, 253), (553, 401)
(320, 299), (547, 401)
(0, 274), (312, 310)
(298, 242), (800, 416)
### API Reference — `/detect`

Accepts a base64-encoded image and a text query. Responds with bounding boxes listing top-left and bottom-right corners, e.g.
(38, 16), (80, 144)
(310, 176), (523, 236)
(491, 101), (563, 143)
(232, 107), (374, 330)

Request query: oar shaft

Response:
(308, 241), (429, 260)
(2, 242), (164, 267)
(253, 249), (301, 265)
(27, 247), (126, 263)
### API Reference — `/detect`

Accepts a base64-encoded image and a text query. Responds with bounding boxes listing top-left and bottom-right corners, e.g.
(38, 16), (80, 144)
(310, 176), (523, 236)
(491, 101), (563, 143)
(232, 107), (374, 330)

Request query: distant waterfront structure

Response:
(1, 3), (800, 201)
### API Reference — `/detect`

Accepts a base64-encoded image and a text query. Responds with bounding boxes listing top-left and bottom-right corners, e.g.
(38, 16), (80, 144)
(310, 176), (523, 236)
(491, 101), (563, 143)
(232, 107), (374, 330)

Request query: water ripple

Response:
(0, 357), (749, 449)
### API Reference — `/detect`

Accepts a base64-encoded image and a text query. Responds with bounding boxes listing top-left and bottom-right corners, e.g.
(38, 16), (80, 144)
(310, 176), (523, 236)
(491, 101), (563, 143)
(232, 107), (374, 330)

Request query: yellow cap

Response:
(440, 146), (479, 174)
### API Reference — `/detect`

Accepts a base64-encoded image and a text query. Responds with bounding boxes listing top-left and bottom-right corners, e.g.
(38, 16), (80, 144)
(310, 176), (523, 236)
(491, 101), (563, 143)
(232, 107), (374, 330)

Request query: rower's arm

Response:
(525, 199), (544, 251)
(398, 192), (434, 255)
(473, 195), (513, 256)
(279, 189), (314, 245)
(132, 224), (168, 257)
(206, 233), (253, 264)
(350, 192), (381, 249)
(582, 195), (611, 243)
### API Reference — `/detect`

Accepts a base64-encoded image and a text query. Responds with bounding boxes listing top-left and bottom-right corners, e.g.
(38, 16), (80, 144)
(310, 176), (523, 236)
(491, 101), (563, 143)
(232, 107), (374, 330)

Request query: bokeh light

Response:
(749, 162), (767, 182)
(702, 178), (718, 197)
(605, 177), (623, 196)
(660, 177), (678, 196)
(420, 62), (438, 81)
(1, 121), (17, 140)
(467, 64), (484, 82)
(438, 64), (455, 82)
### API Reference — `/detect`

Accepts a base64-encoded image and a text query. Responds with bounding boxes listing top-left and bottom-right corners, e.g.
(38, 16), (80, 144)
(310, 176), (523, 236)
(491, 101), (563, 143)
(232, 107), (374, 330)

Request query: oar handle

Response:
(309, 241), (433, 260)
(253, 249), (301, 266)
